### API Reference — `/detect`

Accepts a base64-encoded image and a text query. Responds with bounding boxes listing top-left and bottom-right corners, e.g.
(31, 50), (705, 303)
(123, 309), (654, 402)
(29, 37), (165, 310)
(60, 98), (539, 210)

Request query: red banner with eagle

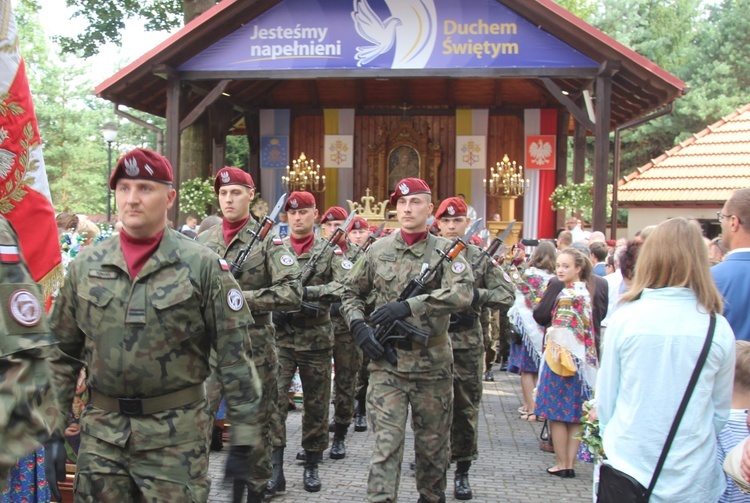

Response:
(1, 0), (62, 300)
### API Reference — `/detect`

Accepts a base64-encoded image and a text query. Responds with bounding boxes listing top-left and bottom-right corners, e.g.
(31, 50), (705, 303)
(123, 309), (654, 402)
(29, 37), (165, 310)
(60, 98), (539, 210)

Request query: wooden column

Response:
(246, 111), (260, 186)
(593, 73), (613, 232)
(165, 76), (181, 225)
(573, 111), (587, 184)
(556, 109), (570, 230)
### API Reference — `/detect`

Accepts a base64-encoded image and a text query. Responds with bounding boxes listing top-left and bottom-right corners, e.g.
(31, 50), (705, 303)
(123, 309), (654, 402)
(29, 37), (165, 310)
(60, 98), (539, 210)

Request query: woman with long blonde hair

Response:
(596, 217), (735, 502)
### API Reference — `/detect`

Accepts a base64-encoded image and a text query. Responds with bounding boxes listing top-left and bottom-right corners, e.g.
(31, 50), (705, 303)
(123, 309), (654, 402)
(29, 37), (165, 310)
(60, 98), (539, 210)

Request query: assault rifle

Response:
(349, 221), (386, 262)
(229, 192), (287, 279)
(293, 210), (356, 318)
(373, 219), (483, 364)
(470, 219), (516, 270)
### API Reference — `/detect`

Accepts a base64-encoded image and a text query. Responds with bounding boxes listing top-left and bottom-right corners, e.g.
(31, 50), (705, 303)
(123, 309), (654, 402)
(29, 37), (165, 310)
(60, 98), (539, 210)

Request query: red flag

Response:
(0, 2), (63, 299)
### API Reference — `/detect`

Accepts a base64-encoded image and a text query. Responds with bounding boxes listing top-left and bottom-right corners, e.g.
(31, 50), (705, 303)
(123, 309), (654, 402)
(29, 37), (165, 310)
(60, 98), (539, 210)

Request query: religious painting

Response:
(388, 145), (420, 191)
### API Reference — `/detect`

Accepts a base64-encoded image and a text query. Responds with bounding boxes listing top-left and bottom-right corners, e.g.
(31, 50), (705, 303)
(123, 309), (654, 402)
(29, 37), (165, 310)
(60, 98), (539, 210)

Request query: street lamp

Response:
(102, 122), (119, 222)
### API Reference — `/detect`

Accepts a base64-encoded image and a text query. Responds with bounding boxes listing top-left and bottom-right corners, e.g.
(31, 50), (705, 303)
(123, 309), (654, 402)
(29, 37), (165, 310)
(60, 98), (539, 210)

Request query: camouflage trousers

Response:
(451, 346), (484, 461)
(332, 329), (362, 425)
(355, 356), (371, 403)
(274, 347), (332, 452)
(73, 432), (209, 502)
(366, 359), (453, 502)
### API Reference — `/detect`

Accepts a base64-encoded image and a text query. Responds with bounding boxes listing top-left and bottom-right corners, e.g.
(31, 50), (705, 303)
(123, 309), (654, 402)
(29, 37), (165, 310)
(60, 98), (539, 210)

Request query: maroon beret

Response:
(435, 197), (468, 220)
(214, 167), (255, 193)
(468, 235), (484, 246)
(321, 206), (348, 222)
(109, 148), (173, 189)
(390, 178), (431, 205)
(285, 191), (316, 211)
(348, 217), (369, 232)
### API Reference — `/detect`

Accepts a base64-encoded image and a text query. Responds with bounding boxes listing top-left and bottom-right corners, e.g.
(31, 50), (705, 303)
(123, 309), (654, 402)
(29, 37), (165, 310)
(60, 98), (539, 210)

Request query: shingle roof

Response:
(618, 104), (750, 205)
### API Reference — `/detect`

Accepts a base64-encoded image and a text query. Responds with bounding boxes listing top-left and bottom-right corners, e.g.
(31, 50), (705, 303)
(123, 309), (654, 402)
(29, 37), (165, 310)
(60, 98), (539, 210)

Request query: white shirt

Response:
(600, 270), (623, 328)
(597, 287), (735, 503)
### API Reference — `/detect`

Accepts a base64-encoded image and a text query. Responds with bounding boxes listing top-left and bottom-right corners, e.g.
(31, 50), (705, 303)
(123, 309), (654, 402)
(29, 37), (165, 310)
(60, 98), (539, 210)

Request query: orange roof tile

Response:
(618, 104), (750, 205)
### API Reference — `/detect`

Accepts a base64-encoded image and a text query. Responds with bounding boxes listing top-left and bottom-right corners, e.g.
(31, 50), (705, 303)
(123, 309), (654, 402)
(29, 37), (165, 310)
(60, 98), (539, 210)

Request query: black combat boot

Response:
(265, 447), (286, 498)
(328, 419), (336, 433)
(329, 422), (348, 459)
(303, 451), (322, 492)
(353, 400), (367, 432)
(454, 461), (473, 500)
(296, 449), (306, 461)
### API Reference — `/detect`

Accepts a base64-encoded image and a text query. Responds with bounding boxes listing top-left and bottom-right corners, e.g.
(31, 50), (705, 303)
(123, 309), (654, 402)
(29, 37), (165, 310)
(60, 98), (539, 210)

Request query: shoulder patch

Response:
(341, 259), (353, 270)
(0, 244), (20, 263)
(503, 271), (512, 283)
(273, 238), (284, 245)
(333, 246), (344, 255)
(279, 254), (295, 266)
(9, 289), (42, 327)
(226, 289), (244, 311)
(451, 261), (467, 274)
(218, 258), (230, 272)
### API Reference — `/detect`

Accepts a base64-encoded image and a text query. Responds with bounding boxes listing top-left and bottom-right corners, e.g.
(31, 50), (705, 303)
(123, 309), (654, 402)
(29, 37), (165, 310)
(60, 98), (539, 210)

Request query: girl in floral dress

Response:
(507, 241), (557, 420)
(535, 248), (598, 478)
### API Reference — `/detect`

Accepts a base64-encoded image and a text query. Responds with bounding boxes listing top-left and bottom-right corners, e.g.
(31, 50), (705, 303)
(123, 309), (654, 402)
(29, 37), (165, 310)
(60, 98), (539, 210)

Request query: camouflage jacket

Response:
(49, 228), (263, 449)
(197, 218), (302, 362)
(340, 231), (474, 370)
(276, 236), (347, 351)
(0, 217), (56, 476)
(331, 243), (358, 336)
(449, 244), (515, 349)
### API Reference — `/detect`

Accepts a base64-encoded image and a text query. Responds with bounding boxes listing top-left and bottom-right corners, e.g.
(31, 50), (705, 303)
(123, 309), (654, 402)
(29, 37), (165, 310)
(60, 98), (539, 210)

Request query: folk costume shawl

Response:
(545, 281), (598, 394)
(508, 266), (555, 364)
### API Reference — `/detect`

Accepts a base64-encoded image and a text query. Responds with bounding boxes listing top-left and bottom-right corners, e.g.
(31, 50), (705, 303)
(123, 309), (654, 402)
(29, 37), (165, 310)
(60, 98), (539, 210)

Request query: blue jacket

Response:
(712, 251), (750, 340)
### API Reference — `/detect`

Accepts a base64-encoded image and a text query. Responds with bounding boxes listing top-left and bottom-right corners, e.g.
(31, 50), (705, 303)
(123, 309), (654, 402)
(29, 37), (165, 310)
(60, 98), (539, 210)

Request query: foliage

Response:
(554, 0), (598, 21)
(577, 400), (605, 460)
(225, 135), (250, 169)
(550, 182), (613, 221)
(179, 177), (216, 219)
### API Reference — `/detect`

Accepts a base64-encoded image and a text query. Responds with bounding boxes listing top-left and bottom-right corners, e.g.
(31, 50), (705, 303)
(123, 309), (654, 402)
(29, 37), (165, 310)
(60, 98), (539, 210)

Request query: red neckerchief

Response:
(119, 229), (164, 278)
(222, 216), (249, 245)
(401, 230), (428, 246)
(290, 233), (315, 255)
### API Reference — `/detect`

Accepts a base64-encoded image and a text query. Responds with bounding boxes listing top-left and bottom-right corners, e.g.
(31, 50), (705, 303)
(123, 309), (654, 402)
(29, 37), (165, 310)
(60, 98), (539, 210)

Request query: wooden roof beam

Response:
(180, 79), (231, 131)
(541, 77), (594, 131)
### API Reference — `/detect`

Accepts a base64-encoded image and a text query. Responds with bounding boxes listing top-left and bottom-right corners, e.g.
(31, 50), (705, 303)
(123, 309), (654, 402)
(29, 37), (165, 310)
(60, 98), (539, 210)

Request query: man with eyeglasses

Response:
(712, 188), (750, 340)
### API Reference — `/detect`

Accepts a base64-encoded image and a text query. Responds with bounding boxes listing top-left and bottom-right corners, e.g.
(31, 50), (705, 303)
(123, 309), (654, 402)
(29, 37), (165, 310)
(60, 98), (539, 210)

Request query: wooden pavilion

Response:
(94, 0), (686, 238)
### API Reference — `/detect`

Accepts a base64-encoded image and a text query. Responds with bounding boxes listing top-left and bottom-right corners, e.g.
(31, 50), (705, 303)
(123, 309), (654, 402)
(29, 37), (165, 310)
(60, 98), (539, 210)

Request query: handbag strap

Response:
(645, 313), (716, 497)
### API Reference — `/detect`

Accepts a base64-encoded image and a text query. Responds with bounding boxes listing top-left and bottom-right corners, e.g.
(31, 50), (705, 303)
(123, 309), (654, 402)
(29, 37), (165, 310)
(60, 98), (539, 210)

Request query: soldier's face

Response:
(396, 194), (433, 233)
(218, 185), (253, 222)
(288, 207), (318, 237)
(115, 179), (175, 238)
(323, 220), (345, 242)
(348, 228), (369, 246)
(437, 216), (469, 239)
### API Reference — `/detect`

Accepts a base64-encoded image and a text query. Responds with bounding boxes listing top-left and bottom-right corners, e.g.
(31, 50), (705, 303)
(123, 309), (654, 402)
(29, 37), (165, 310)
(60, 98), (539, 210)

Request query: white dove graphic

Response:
(351, 0), (402, 67)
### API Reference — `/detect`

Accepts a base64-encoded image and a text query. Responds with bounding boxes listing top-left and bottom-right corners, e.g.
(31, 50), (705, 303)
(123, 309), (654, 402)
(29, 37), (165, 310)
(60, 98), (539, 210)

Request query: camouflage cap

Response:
(214, 167), (255, 193)
(435, 197), (467, 220)
(285, 191), (316, 211)
(390, 178), (431, 205)
(109, 148), (173, 189)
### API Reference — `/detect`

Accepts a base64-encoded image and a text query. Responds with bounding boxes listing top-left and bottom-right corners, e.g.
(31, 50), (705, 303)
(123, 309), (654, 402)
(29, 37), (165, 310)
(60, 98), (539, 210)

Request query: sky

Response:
(14, 0), (179, 85)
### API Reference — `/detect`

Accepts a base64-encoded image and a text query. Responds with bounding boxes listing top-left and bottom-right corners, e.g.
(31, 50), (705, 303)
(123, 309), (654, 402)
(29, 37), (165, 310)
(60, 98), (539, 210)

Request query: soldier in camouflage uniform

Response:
(341, 178), (474, 503)
(48, 149), (264, 503)
(435, 197), (515, 500)
(271, 191), (347, 493)
(197, 167), (302, 500)
(0, 216), (57, 493)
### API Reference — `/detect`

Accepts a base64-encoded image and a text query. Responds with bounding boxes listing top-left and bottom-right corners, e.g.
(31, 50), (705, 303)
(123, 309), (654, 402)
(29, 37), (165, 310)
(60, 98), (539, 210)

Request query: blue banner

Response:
(179, 0), (597, 72)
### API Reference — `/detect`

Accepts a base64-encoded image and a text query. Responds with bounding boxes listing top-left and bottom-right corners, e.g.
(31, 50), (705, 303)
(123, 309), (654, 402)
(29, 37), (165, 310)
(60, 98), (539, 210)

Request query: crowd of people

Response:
(1, 147), (750, 503)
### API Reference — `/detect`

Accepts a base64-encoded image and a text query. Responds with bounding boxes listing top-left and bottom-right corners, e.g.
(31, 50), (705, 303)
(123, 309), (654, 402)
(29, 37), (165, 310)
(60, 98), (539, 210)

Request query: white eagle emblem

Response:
(447, 205), (455, 216)
(290, 198), (299, 209)
(399, 182), (409, 195)
(221, 171), (231, 183)
(529, 139), (553, 166)
(124, 157), (140, 176)
(327, 214), (334, 221)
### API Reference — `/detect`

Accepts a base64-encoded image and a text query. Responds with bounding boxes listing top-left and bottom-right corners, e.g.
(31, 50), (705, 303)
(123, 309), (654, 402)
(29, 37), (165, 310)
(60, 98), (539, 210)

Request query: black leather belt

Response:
(395, 333), (448, 351)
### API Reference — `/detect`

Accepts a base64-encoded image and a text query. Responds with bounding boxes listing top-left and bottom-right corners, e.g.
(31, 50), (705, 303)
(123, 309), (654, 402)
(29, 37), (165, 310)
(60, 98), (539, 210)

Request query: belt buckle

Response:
(118, 397), (144, 416)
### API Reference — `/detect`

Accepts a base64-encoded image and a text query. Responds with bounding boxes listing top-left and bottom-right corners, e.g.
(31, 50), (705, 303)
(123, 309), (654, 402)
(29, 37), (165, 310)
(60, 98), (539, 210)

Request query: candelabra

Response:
(483, 154), (529, 197)
(281, 152), (326, 193)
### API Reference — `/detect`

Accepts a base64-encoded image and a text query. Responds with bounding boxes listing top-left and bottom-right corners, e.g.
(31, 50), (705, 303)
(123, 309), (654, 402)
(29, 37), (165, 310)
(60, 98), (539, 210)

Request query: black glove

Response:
(330, 302), (342, 317)
(370, 301), (411, 326)
(44, 431), (66, 502)
(351, 319), (384, 361)
(272, 311), (288, 327)
(302, 287), (309, 301)
(471, 288), (481, 309)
